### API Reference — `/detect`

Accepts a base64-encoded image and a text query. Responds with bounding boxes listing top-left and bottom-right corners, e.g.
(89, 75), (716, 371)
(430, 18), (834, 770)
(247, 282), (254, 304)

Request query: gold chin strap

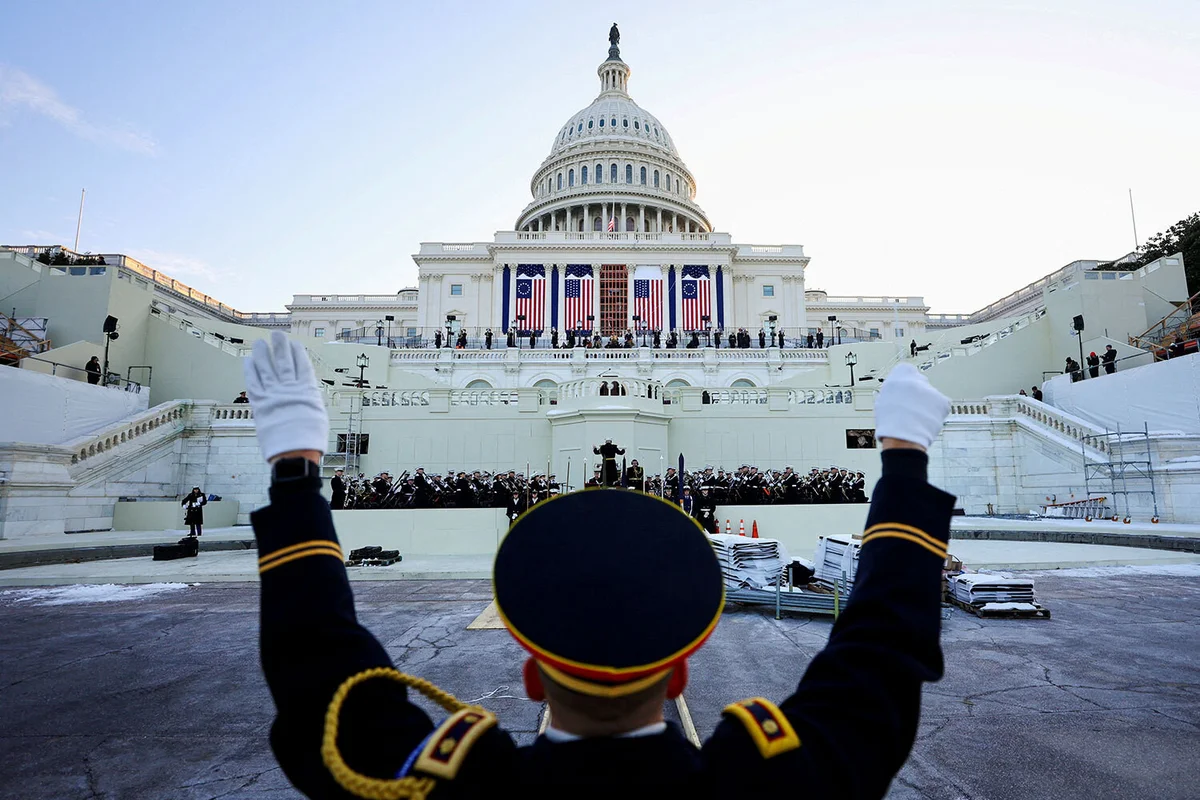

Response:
(321, 667), (477, 800)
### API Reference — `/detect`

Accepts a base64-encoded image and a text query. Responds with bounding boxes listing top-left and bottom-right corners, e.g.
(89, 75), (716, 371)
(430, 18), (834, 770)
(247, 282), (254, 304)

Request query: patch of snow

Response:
(980, 602), (1040, 611)
(1013, 563), (1200, 578)
(0, 583), (190, 607)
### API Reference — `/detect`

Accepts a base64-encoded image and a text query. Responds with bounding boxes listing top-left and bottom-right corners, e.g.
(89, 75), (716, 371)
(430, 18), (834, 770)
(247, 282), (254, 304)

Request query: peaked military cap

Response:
(494, 489), (724, 697)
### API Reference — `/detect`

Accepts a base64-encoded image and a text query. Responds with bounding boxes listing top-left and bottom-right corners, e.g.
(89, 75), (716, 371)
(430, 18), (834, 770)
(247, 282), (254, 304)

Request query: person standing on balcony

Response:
(779, 330), (786, 349)
(759, 329), (767, 349)
(807, 332), (815, 349)
(233, 391), (250, 404)
(485, 329), (493, 349)
(85, 356), (101, 385)
(816, 329), (825, 348)
(1086, 351), (1100, 379)
(911, 339), (918, 358)
(1102, 345), (1117, 375)
(434, 330), (442, 349)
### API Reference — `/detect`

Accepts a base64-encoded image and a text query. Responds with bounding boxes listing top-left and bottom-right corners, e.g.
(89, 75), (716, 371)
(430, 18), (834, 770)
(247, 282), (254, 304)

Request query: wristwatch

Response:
(271, 457), (321, 484)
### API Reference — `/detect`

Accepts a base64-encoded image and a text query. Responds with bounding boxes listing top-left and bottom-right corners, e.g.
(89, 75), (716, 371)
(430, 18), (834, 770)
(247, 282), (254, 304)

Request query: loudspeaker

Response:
(768, 315), (778, 322)
(103, 315), (119, 333)
(1073, 315), (1085, 332)
(446, 315), (457, 322)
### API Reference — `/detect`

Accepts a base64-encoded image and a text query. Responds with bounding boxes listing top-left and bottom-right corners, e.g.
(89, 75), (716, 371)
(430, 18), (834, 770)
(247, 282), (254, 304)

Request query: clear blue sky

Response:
(2, 0), (1197, 314)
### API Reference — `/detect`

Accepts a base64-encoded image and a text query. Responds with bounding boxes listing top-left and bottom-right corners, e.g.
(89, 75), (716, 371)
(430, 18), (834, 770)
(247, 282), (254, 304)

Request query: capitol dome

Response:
(516, 26), (711, 234)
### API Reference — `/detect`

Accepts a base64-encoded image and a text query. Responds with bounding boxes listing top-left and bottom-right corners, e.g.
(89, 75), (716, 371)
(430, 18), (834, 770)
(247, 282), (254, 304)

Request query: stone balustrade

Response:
(66, 402), (189, 467)
(211, 405), (254, 420)
(556, 377), (665, 400)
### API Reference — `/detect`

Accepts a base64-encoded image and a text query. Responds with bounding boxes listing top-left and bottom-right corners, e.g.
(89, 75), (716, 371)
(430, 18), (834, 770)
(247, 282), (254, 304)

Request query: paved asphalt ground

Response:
(1, 571), (1197, 800)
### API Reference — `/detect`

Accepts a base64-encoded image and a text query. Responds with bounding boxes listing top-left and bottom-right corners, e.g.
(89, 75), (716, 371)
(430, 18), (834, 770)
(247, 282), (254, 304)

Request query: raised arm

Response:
(703, 364), (953, 798)
(246, 332), (434, 797)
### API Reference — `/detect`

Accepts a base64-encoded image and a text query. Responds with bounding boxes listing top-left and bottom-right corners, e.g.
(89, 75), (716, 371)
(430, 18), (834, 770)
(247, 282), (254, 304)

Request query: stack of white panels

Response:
(708, 534), (789, 589)
(813, 536), (860, 585)
(949, 574), (1036, 607)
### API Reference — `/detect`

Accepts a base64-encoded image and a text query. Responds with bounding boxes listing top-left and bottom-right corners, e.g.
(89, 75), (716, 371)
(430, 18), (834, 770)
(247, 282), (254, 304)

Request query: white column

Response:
(621, 202), (627, 231)
(583, 204), (590, 233)
(591, 263), (601, 330)
(656, 207), (662, 233)
(639, 204), (645, 232)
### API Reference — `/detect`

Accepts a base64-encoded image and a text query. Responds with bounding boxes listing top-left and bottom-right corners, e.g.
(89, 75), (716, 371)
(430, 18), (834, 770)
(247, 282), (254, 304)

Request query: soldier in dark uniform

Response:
(243, 331), (953, 799)
(694, 486), (719, 533)
(372, 472), (391, 498)
(455, 472), (475, 507)
(330, 469), (346, 510)
(434, 330), (442, 349)
(592, 439), (624, 486)
(412, 467), (435, 508)
(505, 491), (527, 526)
(485, 329), (493, 350)
(625, 459), (646, 492)
(778, 330), (786, 349)
(584, 469), (603, 488)
(680, 486), (695, 516)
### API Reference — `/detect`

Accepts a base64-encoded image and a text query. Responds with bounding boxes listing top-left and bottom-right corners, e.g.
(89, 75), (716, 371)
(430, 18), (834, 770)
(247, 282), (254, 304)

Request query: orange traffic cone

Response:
(725, 519), (731, 535)
(739, 519), (746, 537)
(751, 520), (759, 539)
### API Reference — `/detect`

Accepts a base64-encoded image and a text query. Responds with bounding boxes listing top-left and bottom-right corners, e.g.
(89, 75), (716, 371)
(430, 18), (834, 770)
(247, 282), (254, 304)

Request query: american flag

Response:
(607, 216), (616, 232)
(515, 275), (544, 330)
(565, 280), (592, 330)
(681, 272), (711, 330)
(633, 278), (662, 330)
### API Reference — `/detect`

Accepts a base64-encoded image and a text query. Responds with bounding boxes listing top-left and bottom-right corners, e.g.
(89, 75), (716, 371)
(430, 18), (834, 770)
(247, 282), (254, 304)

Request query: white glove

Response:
(875, 363), (950, 449)
(243, 331), (329, 462)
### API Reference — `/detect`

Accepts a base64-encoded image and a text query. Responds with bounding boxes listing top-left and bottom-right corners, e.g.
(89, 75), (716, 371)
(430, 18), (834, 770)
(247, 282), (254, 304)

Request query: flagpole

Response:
(73, 189), (86, 251)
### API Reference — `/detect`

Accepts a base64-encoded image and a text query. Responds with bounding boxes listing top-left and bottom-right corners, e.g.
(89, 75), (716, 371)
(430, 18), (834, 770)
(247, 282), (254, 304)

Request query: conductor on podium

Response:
(592, 439), (625, 486)
(244, 329), (955, 798)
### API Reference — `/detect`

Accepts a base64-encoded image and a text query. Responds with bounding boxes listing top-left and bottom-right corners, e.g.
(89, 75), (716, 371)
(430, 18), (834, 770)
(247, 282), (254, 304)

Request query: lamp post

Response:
(356, 353), (369, 388)
(375, 320), (384, 347)
(632, 314), (643, 346)
(101, 315), (119, 387)
(384, 315), (394, 348)
(827, 315), (837, 347)
(768, 315), (778, 347)
(587, 315), (594, 338)
(445, 315), (455, 349)
(516, 314), (526, 351)
(837, 326), (845, 346)
(701, 315), (711, 347)
(845, 351), (857, 387)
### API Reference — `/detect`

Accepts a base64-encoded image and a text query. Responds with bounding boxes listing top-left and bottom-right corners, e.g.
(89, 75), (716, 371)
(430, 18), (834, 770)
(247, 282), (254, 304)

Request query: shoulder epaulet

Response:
(412, 707), (498, 780)
(721, 697), (801, 758)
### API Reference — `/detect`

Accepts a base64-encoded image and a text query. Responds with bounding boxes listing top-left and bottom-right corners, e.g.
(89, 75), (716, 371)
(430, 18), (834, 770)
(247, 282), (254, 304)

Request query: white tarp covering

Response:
(0, 366), (150, 445)
(1043, 353), (1200, 435)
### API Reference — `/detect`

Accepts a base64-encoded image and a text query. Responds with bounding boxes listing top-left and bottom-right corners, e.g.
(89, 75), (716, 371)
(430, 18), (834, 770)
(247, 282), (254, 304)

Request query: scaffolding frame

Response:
(321, 393), (364, 475)
(1080, 422), (1160, 523)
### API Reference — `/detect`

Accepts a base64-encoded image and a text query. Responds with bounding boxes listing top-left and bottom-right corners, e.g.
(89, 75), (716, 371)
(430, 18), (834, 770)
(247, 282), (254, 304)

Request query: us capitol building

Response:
(0, 27), (1195, 542)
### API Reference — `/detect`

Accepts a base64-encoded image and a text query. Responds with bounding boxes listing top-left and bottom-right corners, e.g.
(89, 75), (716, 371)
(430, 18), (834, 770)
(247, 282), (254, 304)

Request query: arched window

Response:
(625, 164), (633, 183)
(533, 379), (557, 389)
(599, 118), (605, 127)
(640, 166), (647, 185)
(626, 217), (635, 231)
(557, 173), (563, 190)
(588, 119), (594, 129)
(611, 117), (617, 127)
(634, 120), (640, 130)
(593, 216), (602, 231)
(653, 170), (660, 188)
(581, 166), (587, 184)
(596, 163), (603, 183)
(611, 163), (618, 183)
(578, 122), (583, 132)
(623, 118), (629, 128)
(568, 169), (575, 187)
(666, 174), (671, 191)
(465, 379), (492, 389)
(665, 378), (690, 388)
(731, 379), (756, 388)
